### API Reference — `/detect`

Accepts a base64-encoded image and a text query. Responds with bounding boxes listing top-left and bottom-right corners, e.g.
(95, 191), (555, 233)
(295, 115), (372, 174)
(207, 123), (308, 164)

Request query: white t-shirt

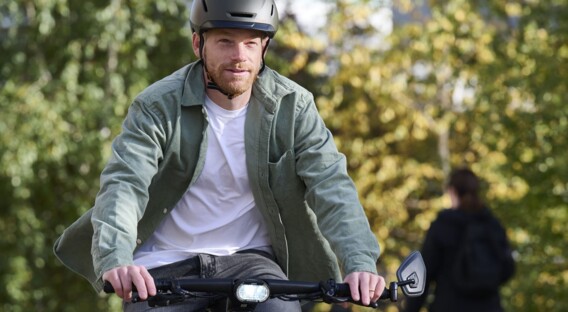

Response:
(133, 96), (272, 269)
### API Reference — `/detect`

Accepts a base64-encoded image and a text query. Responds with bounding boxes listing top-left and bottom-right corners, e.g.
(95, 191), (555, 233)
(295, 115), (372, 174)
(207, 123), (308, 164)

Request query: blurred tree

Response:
(0, 0), (194, 310)
(305, 0), (568, 311)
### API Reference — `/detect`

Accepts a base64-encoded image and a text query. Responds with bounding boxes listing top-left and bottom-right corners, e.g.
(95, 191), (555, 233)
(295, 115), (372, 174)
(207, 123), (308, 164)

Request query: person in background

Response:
(53, 0), (385, 311)
(403, 167), (515, 312)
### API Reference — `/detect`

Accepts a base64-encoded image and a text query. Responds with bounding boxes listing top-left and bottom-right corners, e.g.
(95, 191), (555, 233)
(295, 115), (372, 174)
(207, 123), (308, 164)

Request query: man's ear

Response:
(192, 33), (201, 58)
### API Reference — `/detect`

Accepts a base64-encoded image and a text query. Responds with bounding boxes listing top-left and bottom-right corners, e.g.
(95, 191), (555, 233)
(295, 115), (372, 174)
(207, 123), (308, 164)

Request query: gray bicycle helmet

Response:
(190, 0), (279, 38)
(190, 0), (279, 98)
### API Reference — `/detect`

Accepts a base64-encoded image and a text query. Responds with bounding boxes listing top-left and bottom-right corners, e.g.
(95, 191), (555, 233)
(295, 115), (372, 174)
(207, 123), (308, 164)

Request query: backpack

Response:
(451, 215), (505, 296)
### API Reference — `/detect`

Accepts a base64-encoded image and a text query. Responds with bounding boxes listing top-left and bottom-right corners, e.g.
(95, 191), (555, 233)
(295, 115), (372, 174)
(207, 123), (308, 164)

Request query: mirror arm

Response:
(397, 279), (416, 287)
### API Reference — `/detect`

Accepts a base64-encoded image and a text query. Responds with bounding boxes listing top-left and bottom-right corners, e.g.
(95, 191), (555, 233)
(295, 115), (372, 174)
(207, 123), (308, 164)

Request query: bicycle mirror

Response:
(396, 251), (426, 297)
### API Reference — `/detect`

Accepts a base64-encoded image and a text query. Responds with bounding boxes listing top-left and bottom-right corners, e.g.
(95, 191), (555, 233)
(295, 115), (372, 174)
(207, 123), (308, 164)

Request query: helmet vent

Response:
(228, 12), (255, 18)
(201, 0), (208, 12)
(271, 5), (274, 16)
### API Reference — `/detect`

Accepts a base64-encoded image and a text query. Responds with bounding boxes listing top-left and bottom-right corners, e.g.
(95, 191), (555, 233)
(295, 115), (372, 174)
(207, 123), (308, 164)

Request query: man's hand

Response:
(102, 265), (156, 302)
(344, 271), (386, 306)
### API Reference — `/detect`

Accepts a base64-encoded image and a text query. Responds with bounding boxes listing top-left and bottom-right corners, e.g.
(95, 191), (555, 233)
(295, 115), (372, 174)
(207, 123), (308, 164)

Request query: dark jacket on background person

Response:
(404, 207), (515, 312)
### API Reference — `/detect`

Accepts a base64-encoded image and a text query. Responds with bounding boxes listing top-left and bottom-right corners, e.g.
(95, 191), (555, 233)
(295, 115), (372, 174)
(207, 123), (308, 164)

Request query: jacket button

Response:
(163, 208), (168, 214)
(136, 239), (142, 245)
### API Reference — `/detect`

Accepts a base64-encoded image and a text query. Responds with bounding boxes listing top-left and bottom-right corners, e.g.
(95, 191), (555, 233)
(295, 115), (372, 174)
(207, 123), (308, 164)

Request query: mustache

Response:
(222, 62), (253, 71)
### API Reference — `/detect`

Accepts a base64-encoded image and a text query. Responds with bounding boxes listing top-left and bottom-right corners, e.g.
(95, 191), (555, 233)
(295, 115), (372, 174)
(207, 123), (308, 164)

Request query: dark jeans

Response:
(123, 251), (301, 311)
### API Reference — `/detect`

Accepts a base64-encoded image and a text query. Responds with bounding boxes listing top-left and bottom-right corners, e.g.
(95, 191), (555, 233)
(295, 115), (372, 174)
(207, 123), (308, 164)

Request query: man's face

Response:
(195, 28), (268, 97)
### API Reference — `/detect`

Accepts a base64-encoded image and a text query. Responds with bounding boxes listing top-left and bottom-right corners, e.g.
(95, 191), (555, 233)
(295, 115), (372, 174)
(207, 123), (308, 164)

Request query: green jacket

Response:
(53, 61), (380, 292)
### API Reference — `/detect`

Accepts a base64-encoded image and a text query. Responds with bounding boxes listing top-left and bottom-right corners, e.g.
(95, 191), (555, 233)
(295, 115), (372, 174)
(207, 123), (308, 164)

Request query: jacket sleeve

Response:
(90, 99), (167, 280)
(292, 92), (380, 275)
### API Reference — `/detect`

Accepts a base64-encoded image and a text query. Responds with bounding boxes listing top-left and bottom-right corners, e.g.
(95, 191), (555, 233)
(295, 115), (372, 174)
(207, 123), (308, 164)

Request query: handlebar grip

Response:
(334, 283), (390, 307)
(103, 281), (142, 294)
(380, 288), (390, 299)
(103, 281), (115, 293)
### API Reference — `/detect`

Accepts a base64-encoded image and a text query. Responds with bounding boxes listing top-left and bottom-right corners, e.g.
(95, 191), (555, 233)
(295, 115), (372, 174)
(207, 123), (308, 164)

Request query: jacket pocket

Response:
(268, 150), (299, 192)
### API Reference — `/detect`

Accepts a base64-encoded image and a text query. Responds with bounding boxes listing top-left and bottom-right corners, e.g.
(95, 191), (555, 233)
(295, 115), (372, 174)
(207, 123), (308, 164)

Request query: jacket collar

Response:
(253, 68), (294, 114)
(181, 61), (206, 107)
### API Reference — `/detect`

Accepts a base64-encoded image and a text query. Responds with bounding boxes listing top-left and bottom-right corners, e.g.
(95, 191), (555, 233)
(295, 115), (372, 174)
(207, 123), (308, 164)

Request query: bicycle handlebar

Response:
(104, 277), (395, 308)
(102, 250), (426, 309)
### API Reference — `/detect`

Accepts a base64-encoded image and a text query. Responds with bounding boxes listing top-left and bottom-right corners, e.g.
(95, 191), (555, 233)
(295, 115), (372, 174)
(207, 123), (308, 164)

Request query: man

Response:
(54, 0), (385, 310)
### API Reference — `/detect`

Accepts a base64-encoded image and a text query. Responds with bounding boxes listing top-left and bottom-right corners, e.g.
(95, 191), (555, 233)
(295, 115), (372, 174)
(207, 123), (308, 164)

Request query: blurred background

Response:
(1, 0), (566, 311)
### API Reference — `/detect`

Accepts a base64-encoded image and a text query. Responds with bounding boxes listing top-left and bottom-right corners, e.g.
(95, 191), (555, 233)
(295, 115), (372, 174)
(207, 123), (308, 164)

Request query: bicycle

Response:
(104, 251), (426, 311)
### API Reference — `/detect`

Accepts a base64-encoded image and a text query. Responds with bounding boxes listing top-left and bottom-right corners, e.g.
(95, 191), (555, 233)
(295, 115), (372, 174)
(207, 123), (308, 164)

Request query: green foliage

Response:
(1, 0), (566, 311)
(303, 0), (568, 311)
(1, 0), (192, 310)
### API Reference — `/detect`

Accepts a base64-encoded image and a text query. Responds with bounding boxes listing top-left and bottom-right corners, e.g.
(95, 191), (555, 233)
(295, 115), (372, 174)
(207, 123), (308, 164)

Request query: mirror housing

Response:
(396, 251), (426, 297)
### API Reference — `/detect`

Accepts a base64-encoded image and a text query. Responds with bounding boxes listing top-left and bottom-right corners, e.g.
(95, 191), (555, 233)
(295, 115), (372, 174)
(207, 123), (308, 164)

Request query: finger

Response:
(358, 273), (372, 306)
(130, 268), (149, 300)
(131, 266), (155, 300)
(140, 267), (156, 297)
(370, 275), (386, 302)
(103, 269), (124, 299)
(344, 273), (361, 302)
(118, 267), (133, 301)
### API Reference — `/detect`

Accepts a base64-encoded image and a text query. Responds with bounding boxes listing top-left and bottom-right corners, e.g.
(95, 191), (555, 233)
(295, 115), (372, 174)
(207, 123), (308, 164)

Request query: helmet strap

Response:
(199, 33), (237, 99)
(259, 38), (270, 74)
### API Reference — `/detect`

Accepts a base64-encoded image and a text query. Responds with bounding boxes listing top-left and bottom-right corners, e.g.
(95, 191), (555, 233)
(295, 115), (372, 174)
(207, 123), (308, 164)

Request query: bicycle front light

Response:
(234, 279), (270, 303)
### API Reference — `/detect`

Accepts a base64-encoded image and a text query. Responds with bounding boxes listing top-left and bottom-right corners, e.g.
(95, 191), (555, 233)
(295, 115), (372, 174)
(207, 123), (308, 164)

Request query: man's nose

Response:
(230, 43), (247, 61)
